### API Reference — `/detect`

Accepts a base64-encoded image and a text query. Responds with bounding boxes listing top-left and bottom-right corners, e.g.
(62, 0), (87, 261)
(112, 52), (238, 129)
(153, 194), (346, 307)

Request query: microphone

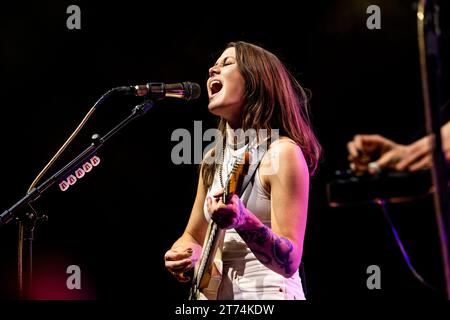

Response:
(129, 82), (201, 101)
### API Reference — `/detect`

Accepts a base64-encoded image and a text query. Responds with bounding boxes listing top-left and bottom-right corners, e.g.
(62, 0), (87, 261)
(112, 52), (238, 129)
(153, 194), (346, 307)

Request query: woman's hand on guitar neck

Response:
(206, 190), (247, 230)
(164, 247), (198, 282)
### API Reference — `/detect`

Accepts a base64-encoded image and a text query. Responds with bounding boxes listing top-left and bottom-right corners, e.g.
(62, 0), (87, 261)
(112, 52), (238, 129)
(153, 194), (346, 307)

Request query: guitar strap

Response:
(239, 146), (268, 204)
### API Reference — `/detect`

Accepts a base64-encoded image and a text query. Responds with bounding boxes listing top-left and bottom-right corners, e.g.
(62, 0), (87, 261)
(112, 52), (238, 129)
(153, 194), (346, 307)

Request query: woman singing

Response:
(164, 41), (320, 300)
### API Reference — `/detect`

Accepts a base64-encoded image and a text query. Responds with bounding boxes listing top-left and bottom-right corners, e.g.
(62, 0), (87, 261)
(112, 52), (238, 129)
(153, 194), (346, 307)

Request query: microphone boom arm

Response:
(0, 100), (154, 227)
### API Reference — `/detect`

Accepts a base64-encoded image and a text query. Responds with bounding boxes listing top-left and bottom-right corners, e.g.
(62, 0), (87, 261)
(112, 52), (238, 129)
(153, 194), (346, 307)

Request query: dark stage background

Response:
(0, 0), (449, 302)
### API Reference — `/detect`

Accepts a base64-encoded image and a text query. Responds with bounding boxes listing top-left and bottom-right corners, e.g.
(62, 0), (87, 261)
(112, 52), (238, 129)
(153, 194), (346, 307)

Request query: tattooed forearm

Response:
(237, 223), (296, 277)
(239, 226), (271, 246)
(273, 237), (294, 275)
(251, 248), (272, 264)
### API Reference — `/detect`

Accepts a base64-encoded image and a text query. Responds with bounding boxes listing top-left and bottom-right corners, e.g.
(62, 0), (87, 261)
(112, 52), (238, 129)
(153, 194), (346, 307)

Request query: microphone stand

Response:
(0, 100), (154, 299)
(418, 0), (450, 298)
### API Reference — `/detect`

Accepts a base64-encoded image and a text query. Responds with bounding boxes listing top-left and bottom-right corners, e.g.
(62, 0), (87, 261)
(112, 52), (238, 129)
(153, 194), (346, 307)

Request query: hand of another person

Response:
(347, 134), (409, 174)
(395, 125), (450, 172)
(394, 136), (433, 172)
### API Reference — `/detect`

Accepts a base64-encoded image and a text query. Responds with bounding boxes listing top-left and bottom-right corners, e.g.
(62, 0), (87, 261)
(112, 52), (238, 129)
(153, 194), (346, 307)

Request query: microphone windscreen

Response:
(184, 82), (201, 100)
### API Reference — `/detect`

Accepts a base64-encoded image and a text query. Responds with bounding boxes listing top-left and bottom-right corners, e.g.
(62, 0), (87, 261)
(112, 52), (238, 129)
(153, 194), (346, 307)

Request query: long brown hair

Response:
(201, 41), (321, 189)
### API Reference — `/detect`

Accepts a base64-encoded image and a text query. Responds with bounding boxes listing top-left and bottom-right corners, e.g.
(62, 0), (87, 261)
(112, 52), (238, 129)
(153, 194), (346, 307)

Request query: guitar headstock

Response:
(225, 151), (251, 199)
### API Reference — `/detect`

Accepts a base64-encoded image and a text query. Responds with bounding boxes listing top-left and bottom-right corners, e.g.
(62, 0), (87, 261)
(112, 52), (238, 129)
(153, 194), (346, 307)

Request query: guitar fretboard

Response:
(195, 222), (218, 287)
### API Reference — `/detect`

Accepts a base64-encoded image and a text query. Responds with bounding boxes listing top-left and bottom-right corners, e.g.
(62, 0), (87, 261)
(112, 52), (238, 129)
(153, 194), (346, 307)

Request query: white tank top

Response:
(203, 139), (305, 300)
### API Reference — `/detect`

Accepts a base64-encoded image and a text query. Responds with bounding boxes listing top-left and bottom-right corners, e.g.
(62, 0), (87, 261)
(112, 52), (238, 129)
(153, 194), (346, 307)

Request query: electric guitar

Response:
(189, 151), (250, 300)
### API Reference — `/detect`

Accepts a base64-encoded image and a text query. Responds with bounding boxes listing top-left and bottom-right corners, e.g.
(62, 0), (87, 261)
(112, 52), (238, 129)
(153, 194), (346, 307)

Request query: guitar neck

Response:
(199, 221), (223, 273)
(190, 151), (250, 299)
(196, 187), (231, 276)
(190, 220), (224, 300)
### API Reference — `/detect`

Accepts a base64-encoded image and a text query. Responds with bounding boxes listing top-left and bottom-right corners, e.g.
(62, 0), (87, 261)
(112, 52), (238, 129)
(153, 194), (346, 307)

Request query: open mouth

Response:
(209, 80), (223, 97)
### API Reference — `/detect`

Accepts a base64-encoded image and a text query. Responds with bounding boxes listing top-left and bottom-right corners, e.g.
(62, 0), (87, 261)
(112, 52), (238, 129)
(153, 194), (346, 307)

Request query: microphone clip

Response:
(133, 100), (155, 115)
